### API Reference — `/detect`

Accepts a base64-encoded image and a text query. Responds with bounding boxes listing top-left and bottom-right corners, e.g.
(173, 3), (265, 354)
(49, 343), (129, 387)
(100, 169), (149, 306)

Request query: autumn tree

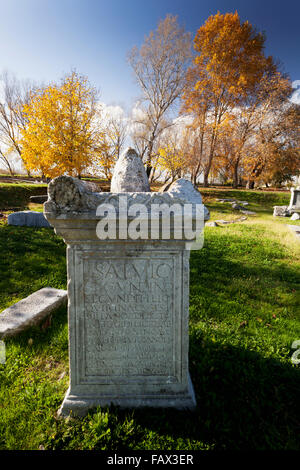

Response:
(21, 71), (106, 178)
(182, 11), (274, 186)
(242, 98), (300, 188)
(128, 14), (191, 177)
(0, 71), (37, 175)
(97, 109), (128, 178)
(156, 124), (187, 182)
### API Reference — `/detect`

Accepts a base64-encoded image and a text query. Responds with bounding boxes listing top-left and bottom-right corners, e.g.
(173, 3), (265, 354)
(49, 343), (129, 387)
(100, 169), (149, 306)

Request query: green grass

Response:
(0, 183), (47, 210)
(0, 189), (299, 450)
(0, 220), (66, 310)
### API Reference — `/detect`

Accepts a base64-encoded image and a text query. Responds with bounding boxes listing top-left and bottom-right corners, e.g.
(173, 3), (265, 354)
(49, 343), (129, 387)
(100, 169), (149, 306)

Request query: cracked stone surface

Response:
(110, 148), (150, 193)
(167, 179), (210, 221)
(273, 206), (291, 217)
(8, 211), (52, 228)
(0, 288), (67, 338)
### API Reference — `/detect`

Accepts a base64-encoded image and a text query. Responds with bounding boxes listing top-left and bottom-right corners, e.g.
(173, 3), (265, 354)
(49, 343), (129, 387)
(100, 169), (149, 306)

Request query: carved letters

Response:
(82, 257), (175, 377)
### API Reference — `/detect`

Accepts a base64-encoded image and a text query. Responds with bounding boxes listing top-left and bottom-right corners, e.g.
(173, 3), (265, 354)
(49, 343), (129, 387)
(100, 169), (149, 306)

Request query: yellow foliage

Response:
(157, 145), (185, 179)
(20, 71), (107, 178)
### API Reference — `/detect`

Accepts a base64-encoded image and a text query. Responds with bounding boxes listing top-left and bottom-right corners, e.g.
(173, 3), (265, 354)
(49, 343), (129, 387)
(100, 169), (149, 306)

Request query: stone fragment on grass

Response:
(29, 195), (48, 204)
(215, 216), (247, 225)
(0, 288), (67, 338)
(7, 211), (52, 228)
(290, 213), (300, 221)
(241, 210), (257, 215)
(273, 206), (290, 217)
(237, 201), (249, 206)
(231, 202), (243, 210)
(215, 219), (234, 225)
(205, 221), (218, 227)
(287, 224), (300, 241)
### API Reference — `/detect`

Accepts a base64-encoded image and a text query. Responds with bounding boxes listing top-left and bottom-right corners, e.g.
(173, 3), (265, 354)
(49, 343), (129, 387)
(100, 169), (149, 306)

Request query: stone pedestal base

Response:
(58, 374), (196, 417)
(44, 176), (208, 418)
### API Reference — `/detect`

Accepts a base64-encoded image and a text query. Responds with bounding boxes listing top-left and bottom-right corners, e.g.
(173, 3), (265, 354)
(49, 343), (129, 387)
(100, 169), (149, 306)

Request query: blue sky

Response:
(0, 0), (299, 110)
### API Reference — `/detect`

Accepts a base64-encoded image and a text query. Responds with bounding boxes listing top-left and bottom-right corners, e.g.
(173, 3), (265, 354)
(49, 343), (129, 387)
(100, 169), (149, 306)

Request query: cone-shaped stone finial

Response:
(110, 147), (150, 192)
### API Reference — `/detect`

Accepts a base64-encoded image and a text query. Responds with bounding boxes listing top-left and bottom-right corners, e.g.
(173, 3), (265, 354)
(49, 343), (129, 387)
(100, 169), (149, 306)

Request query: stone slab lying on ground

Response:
(241, 210), (256, 215)
(29, 195), (48, 204)
(231, 202), (244, 210)
(216, 198), (235, 203)
(237, 201), (249, 206)
(205, 221), (219, 227)
(215, 220), (233, 224)
(290, 213), (300, 221)
(7, 211), (52, 228)
(216, 199), (249, 208)
(0, 288), (67, 338)
(287, 224), (300, 241)
(288, 224), (300, 232)
(214, 216), (247, 225)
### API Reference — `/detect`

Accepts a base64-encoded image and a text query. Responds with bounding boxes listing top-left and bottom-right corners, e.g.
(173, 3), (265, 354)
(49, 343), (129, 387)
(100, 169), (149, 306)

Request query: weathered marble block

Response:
(8, 210), (51, 228)
(288, 187), (300, 213)
(44, 176), (208, 416)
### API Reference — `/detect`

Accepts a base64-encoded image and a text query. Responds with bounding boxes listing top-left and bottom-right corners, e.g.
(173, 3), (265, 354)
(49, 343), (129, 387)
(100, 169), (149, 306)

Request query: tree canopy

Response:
(21, 71), (106, 178)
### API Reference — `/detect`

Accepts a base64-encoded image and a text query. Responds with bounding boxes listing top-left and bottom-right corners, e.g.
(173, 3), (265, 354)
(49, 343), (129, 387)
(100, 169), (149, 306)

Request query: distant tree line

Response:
(0, 12), (299, 187)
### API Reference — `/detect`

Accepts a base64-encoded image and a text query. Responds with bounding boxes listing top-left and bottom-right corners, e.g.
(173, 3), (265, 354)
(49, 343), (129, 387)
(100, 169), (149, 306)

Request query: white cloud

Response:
(99, 102), (125, 120)
(290, 80), (300, 105)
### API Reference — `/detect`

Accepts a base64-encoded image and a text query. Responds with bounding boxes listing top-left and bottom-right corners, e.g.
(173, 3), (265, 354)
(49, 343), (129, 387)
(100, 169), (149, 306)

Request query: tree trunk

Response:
(233, 162), (239, 188)
(146, 165), (152, 178)
(246, 180), (255, 189)
(0, 153), (14, 176)
(203, 170), (209, 187)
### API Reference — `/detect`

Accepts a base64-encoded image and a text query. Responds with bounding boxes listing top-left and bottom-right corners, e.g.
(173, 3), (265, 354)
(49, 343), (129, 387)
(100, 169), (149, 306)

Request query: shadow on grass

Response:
(4, 306), (299, 450)
(121, 227), (299, 449)
(129, 338), (300, 450)
(1, 213), (299, 450)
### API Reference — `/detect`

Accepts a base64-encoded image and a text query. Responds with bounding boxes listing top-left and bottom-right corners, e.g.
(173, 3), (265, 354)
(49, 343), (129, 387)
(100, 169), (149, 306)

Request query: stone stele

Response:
(44, 174), (209, 416)
(288, 186), (300, 213)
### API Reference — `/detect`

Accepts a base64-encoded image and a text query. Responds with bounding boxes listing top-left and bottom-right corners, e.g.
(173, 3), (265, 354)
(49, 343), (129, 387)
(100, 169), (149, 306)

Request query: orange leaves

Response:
(190, 11), (271, 106)
(180, 12), (285, 186)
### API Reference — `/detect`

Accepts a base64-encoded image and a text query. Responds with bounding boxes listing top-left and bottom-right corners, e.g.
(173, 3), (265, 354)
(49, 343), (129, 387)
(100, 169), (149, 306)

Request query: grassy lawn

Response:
(0, 188), (299, 450)
(0, 183), (47, 211)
